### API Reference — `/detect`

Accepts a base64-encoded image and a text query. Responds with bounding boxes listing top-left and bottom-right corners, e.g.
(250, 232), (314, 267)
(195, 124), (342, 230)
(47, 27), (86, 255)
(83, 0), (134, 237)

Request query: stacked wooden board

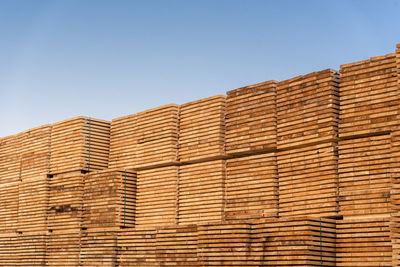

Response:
(0, 133), (21, 183)
(50, 116), (110, 174)
(0, 181), (19, 233)
(80, 228), (118, 266)
(179, 95), (226, 163)
(339, 53), (398, 138)
(277, 142), (339, 217)
(276, 69), (339, 149)
(338, 134), (392, 219)
(178, 160), (225, 225)
(17, 233), (47, 266)
(390, 126), (400, 266)
(336, 218), (392, 266)
(0, 233), (19, 266)
(225, 153), (278, 220)
(83, 170), (136, 229)
(136, 166), (178, 228)
(225, 81), (277, 155)
(46, 230), (81, 266)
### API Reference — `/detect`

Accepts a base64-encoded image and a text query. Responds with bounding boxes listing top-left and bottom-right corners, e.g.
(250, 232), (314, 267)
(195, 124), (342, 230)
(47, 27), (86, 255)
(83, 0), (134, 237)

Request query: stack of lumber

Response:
(0, 233), (19, 266)
(18, 175), (48, 233)
(83, 170), (136, 228)
(338, 134), (391, 219)
(108, 113), (137, 169)
(156, 224), (198, 266)
(17, 233), (47, 266)
(225, 153), (278, 220)
(390, 126), (400, 266)
(252, 217), (336, 266)
(136, 166), (178, 228)
(118, 228), (158, 266)
(276, 69), (339, 149)
(339, 53), (398, 138)
(0, 181), (19, 233)
(49, 116), (110, 174)
(277, 142), (339, 217)
(336, 218), (392, 266)
(19, 125), (51, 179)
(197, 221), (255, 266)
(80, 228), (118, 266)
(46, 229), (81, 266)
(0, 133), (21, 183)
(178, 160), (225, 225)
(179, 95), (226, 163)
(225, 81), (277, 155)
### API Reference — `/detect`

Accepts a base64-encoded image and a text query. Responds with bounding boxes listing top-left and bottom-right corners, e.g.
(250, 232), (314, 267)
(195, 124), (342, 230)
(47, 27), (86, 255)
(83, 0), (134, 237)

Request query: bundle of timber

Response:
(46, 229), (81, 266)
(178, 160), (225, 225)
(339, 53), (398, 138)
(118, 228), (158, 266)
(225, 153), (278, 220)
(80, 228), (118, 266)
(277, 142), (339, 217)
(156, 224), (198, 266)
(17, 233), (46, 266)
(252, 217), (336, 266)
(83, 170), (136, 228)
(19, 124), (51, 179)
(390, 126), (400, 266)
(0, 233), (19, 266)
(49, 116), (110, 174)
(276, 69), (339, 149)
(338, 134), (391, 219)
(179, 95), (226, 163)
(0, 133), (21, 183)
(197, 221), (255, 266)
(0, 181), (19, 233)
(47, 171), (84, 231)
(336, 218), (392, 266)
(225, 81), (277, 155)
(136, 166), (178, 228)
(18, 175), (48, 233)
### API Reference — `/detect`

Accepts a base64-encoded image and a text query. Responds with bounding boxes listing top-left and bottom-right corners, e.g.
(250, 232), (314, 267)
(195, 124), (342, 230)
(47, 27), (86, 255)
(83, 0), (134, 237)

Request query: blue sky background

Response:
(1, 0), (400, 137)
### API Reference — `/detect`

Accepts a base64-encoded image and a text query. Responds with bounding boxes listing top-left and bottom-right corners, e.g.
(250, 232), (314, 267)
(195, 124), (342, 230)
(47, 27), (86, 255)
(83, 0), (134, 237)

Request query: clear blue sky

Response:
(1, 0), (399, 137)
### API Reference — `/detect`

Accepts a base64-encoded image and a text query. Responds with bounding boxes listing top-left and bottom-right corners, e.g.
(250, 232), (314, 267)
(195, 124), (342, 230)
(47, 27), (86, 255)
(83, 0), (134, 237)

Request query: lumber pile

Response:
(338, 134), (392, 219)
(339, 53), (398, 138)
(225, 81), (277, 155)
(179, 95), (226, 163)
(390, 126), (400, 266)
(225, 153), (278, 220)
(80, 228), (118, 266)
(136, 166), (178, 228)
(276, 69), (339, 149)
(277, 142), (339, 217)
(178, 160), (225, 225)
(18, 233), (47, 266)
(83, 170), (136, 228)
(46, 230), (81, 266)
(336, 218), (392, 266)
(0, 133), (21, 183)
(0, 233), (19, 266)
(0, 181), (19, 233)
(49, 116), (110, 174)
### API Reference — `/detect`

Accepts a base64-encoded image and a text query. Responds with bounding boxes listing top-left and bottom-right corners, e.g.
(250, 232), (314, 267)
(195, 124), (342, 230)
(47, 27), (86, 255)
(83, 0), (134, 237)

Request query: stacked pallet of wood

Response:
(336, 218), (392, 266)
(339, 53), (398, 138)
(338, 134), (391, 219)
(390, 126), (400, 266)
(46, 230), (81, 266)
(136, 166), (178, 228)
(83, 170), (136, 229)
(276, 69), (339, 150)
(277, 142), (339, 217)
(156, 224), (198, 266)
(108, 113), (137, 169)
(18, 233), (47, 266)
(178, 160), (225, 225)
(49, 116), (110, 174)
(179, 95), (226, 163)
(225, 81), (277, 155)
(118, 228), (158, 266)
(225, 153), (278, 220)
(19, 125), (52, 179)
(80, 228), (118, 266)
(252, 217), (336, 266)
(0, 181), (19, 233)
(0, 133), (21, 183)
(0, 233), (19, 266)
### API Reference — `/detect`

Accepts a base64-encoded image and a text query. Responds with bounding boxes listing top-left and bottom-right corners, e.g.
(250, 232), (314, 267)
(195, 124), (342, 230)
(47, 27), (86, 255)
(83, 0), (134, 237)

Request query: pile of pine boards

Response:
(178, 160), (225, 225)
(277, 142), (339, 217)
(0, 233), (19, 266)
(80, 228), (118, 266)
(17, 233), (47, 266)
(276, 69), (339, 149)
(339, 53), (398, 138)
(49, 116), (110, 174)
(336, 218), (392, 266)
(46, 230), (81, 266)
(136, 166), (178, 228)
(179, 95), (226, 163)
(0, 181), (18, 233)
(83, 170), (136, 228)
(225, 153), (278, 220)
(225, 81), (277, 155)
(338, 134), (392, 219)
(390, 126), (400, 266)
(0, 133), (21, 183)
